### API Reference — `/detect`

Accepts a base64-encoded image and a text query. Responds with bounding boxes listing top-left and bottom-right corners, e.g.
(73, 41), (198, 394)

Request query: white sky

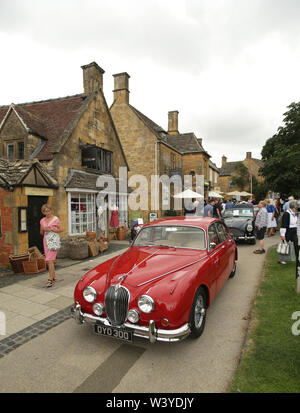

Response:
(1, 0), (300, 167)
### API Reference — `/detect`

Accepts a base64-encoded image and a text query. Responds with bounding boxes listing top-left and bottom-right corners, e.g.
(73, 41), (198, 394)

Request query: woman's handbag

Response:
(277, 241), (295, 262)
(45, 231), (61, 251)
(277, 241), (289, 255)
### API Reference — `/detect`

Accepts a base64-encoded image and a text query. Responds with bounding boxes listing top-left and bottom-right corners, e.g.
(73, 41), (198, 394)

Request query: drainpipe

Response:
(154, 141), (159, 212)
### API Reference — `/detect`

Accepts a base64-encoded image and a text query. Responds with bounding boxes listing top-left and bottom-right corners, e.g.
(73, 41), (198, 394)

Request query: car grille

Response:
(229, 228), (244, 238)
(104, 285), (129, 326)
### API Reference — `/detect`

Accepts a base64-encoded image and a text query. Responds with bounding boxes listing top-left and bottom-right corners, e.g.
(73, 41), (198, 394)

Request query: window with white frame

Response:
(69, 192), (96, 235)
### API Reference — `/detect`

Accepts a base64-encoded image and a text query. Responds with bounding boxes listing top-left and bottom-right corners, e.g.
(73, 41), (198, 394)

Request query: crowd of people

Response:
(184, 194), (299, 267)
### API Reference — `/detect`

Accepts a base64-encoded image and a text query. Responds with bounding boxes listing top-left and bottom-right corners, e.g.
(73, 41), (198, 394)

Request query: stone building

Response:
(110, 72), (211, 223)
(218, 152), (264, 195)
(0, 62), (128, 266)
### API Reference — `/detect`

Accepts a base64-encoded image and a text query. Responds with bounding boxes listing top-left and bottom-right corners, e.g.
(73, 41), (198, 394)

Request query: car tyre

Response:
(189, 287), (207, 339)
(229, 260), (237, 278)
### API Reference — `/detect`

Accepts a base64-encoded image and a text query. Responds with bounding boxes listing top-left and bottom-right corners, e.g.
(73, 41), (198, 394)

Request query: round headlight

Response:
(93, 303), (104, 316)
(127, 309), (140, 323)
(247, 224), (253, 232)
(83, 286), (97, 303)
(138, 295), (154, 314)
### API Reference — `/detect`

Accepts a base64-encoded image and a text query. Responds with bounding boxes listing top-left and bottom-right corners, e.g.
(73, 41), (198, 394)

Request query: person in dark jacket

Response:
(279, 200), (299, 266)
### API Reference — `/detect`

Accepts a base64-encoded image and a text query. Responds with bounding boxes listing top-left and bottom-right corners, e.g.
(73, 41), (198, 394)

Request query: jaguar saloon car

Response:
(222, 203), (256, 244)
(71, 217), (238, 343)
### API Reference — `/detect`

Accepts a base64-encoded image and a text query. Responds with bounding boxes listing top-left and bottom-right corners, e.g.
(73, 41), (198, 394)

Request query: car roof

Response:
(229, 203), (254, 209)
(144, 216), (220, 229)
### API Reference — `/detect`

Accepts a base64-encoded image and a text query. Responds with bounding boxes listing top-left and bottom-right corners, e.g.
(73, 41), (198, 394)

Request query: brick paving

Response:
(0, 241), (129, 355)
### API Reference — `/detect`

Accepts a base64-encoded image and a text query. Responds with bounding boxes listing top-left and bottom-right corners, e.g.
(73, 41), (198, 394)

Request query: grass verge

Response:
(230, 247), (300, 393)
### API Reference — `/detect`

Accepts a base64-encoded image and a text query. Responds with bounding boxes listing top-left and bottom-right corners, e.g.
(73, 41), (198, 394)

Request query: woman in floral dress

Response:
(40, 204), (63, 287)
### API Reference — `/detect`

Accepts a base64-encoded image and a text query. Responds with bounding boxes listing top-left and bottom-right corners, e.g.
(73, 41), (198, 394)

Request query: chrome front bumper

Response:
(232, 235), (256, 241)
(71, 303), (191, 343)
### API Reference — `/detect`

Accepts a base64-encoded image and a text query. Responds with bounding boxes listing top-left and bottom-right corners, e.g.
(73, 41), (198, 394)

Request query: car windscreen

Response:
(132, 225), (206, 250)
(223, 208), (254, 218)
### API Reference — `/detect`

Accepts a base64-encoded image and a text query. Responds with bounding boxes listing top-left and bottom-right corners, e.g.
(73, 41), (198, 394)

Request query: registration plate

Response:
(94, 324), (133, 342)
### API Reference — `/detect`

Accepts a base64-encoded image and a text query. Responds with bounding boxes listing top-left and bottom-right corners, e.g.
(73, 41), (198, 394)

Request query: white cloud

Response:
(1, 0), (300, 166)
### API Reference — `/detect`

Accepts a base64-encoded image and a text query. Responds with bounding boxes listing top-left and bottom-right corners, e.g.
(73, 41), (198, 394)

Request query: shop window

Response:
(69, 192), (96, 235)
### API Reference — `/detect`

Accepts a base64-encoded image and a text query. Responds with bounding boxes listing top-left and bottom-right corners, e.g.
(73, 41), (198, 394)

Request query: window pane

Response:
(70, 192), (96, 235)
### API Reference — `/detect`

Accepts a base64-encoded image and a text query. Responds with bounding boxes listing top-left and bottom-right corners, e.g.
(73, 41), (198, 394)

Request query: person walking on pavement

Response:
(253, 200), (268, 254)
(40, 204), (63, 287)
(204, 199), (215, 217)
(279, 200), (299, 266)
(266, 199), (277, 237)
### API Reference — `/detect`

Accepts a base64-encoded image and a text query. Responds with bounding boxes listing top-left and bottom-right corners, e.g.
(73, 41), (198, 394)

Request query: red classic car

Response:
(71, 217), (238, 343)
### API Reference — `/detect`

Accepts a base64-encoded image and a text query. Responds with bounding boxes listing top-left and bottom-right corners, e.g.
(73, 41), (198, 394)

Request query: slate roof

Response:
(219, 159), (264, 176)
(64, 169), (132, 193)
(0, 94), (90, 161)
(129, 105), (210, 156)
(0, 158), (58, 188)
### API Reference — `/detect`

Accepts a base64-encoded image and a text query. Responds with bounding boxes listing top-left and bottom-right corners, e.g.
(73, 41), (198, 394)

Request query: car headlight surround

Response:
(138, 295), (155, 314)
(83, 286), (97, 303)
(247, 224), (253, 232)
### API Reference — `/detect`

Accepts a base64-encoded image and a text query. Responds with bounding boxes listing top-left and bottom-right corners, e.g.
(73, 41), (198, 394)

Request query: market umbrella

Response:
(239, 191), (253, 197)
(173, 189), (204, 198)
(209, 191), (223, 198)
(226, 191), (242, 196)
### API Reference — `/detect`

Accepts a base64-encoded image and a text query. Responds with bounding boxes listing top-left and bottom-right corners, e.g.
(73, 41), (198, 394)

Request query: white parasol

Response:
(173, 189), (204, 198)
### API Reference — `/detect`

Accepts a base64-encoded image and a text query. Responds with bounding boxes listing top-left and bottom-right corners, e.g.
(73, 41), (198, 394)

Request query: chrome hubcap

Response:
(194, 295), (206, 328)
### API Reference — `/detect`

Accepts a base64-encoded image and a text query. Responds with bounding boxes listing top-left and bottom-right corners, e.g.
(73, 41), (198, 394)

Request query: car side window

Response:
(216, 222), (228, 243)
(208, 224), (220, 248)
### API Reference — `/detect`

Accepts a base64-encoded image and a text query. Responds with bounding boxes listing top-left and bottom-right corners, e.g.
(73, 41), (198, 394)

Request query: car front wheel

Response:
(189, 287), (207, 339)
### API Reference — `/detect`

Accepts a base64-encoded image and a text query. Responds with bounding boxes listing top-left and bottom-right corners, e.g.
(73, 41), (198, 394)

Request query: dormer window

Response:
(81, 145), (112, 173)
(7, 143), (14, 159)
(18, 142), (24, 159)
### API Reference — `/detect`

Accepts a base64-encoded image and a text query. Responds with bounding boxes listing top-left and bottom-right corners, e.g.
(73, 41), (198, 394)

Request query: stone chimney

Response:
(168, 111), (179, 135)
(113, 72), (130, 104)
(222, 155), (227, 166)
(81, 62), (105, 94)
(246, 151), (252, 159)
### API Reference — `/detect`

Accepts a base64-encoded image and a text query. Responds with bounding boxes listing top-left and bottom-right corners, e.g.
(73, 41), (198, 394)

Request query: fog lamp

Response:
(127, 309), (140, 323)
(93, 303), (104, 316)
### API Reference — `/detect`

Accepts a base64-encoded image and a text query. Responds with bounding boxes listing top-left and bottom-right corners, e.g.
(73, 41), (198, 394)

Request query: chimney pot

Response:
(168, 111), (179, 135)
(222, 155), (227, 166)
(81, 62), (105, 94)
(113, 72), (130, 104)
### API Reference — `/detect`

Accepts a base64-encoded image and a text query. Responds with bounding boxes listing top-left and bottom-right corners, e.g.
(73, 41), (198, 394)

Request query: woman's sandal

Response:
(46, 279), (54, 288)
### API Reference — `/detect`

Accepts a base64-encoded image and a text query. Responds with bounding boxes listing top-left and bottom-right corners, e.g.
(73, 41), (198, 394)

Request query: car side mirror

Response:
(209, 242), (217, 250)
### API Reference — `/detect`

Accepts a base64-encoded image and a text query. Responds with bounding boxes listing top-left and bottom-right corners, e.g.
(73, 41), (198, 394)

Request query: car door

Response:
(207, 223), (224, 296)
(215, 221), (234, 290)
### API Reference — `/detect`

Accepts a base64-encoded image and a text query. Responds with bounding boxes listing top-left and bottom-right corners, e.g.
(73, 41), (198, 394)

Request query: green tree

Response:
(231, 162), (249, 191)
(252, 175), (268, 202)
(260, 102), (300, 198)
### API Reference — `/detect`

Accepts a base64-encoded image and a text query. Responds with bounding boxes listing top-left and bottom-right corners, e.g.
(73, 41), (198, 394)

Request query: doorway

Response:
(27, 196), (48, 253)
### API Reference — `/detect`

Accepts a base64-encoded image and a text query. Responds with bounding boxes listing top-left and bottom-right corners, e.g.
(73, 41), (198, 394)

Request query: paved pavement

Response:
(0, 240), (130, 342)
